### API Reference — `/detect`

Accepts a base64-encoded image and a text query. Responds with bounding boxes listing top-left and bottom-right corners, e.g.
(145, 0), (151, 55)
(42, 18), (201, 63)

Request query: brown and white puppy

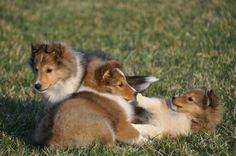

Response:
(29, 42), (158, 109)
(132, 88), (223, 138)
(33, 61), (147, 149)
(29, 42), (85, 107)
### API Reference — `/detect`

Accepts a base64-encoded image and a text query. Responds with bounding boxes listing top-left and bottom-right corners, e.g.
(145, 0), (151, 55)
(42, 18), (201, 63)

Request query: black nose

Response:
(34, 83), (42, 90)
(134, 91), (138, 96)
(172, 96), (176, 101)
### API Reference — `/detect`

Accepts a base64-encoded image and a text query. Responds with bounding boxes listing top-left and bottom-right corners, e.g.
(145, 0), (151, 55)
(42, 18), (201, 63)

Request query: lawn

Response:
(0, 0), (235, 155)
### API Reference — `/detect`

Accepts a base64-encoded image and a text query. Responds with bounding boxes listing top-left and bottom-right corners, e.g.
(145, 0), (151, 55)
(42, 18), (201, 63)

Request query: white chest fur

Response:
(136, 93), (192, 137)
(43, 53), (84, 108)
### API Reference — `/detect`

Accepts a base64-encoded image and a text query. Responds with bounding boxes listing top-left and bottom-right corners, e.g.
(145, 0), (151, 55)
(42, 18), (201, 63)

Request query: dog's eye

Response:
(188, 97), (193, 102)
(35, 68), (38, 72)
(46, 69), (52, 73)
(118, 83), (123, 87)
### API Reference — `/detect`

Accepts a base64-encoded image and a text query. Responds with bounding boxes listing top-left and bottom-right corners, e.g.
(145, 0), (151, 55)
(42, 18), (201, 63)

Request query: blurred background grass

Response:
(0, 0), (235, 155)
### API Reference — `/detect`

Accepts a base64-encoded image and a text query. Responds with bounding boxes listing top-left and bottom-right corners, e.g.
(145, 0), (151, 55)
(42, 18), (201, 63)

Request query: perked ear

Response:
(46, 43), (65, 59)
(31, 42), (42, 53)
(98, 60), (121, 82)
(53, 43), (64, 58)
(206, 89), (220, 107)
(31, 42), (66, 58)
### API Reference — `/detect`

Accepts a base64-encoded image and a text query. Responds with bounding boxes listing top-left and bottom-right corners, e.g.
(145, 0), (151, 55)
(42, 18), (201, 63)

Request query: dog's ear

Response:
(206, 89), (220, 108)
(30, 42), (43, 67)
(46, 43), (65, 58)
(31, 42), (43, 53)
(97, 60), (121, 83)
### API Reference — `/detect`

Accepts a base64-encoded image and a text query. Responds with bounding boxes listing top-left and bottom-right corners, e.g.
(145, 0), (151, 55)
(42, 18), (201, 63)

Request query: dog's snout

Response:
(34, 83), (42, 90)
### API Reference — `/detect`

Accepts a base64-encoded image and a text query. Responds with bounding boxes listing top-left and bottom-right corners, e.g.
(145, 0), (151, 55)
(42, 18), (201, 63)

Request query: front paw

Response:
(135, 135), (148, 144)
(136, 93), (143, 104)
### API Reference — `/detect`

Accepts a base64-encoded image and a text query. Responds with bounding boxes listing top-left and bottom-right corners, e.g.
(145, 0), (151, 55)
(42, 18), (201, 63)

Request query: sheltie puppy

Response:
(29, 42), (158, 109)
(132, 88), (223, 138)
(33, 61), (147, 149)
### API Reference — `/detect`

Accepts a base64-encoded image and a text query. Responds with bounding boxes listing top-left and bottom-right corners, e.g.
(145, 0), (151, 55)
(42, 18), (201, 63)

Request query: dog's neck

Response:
(43, 52), (86, 109)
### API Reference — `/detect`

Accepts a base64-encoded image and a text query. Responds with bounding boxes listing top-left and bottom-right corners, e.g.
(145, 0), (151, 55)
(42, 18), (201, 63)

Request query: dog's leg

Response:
(116, 121), (148, 144)
(132, 124), (162, 138)
(136, 93), (164, 109)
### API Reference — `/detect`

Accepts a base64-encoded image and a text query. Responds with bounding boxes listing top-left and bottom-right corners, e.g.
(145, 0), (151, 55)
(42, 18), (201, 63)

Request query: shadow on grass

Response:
(0, 95), (43, 147)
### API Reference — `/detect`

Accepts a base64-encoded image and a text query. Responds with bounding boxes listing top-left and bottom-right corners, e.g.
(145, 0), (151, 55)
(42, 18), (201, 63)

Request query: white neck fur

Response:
(43, 52), (84, 108)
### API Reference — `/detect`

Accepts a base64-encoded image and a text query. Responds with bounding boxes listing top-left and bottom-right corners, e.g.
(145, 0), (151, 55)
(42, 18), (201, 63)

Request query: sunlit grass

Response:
(0, 0), (235, 155)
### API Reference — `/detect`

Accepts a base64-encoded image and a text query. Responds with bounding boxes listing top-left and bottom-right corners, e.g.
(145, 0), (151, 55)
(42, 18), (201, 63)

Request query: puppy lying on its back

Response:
(33, 61), (147, 149)
(133, 88), (223, 138)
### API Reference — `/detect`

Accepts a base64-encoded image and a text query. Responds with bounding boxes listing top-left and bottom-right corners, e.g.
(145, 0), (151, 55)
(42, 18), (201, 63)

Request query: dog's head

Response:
(29, 42), (77, 92)
(171, 87), (220, 116)
(96, 60), (137, 101)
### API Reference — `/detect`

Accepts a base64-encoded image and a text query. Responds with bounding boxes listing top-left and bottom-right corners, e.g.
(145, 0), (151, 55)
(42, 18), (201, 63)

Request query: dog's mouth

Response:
(125, 97), (136, 102)
(34, 80), (61, 93)
(173, 103), (183, 109)
(35, 87), (49, 93)
(35, 84), (53, 93)
(168, 99), (183, 111)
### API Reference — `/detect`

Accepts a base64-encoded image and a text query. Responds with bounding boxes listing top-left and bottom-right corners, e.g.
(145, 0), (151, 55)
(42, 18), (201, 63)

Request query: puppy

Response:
(33, 61), (147, 149)
(29, 42), (158, 109)
(132, 88), (223, 138)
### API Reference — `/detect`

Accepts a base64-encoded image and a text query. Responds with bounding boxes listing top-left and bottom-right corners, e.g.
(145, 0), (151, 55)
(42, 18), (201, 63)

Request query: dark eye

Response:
(118, 83), (123, 87)
(188, 97), (193, 102)
(35, 68), (38, 72)
(47, 69), (52, 73)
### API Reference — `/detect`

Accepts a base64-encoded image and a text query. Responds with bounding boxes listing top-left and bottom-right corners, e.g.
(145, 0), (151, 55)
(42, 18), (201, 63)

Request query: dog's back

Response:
(49, 92), (123, 149)
(33, 60), (145, 149)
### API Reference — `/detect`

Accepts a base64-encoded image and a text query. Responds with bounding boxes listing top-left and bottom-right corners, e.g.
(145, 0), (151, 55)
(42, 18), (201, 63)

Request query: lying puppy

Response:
(33, 61), (147, 149)
(29, 42), (158, 109)
(132, 88), (223, 138)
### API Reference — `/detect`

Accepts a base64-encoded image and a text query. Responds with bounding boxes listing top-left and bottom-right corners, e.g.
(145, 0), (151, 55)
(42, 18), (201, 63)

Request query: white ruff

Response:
(43, 52), (84, 107)
(78, 86), (134, 121)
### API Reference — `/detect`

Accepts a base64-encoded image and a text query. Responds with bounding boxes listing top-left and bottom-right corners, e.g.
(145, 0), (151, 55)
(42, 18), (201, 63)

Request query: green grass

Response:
(0, 0), (235, 155)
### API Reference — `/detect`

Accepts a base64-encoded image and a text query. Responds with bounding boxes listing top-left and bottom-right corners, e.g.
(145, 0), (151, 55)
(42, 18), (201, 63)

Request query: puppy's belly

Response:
(149, 112), (191, 137)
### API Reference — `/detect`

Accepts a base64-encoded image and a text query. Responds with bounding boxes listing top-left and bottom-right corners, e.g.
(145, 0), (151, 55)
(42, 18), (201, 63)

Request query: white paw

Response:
(134, 135), (149, 145)
(136, 93), (143, 104)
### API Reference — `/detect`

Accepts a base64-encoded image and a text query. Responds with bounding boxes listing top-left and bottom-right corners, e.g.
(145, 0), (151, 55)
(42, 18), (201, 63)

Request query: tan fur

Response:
(34, 61), (144, 149)
(84, 59), (136, 101)
(30, 42), (77, 91)
(173, 88), (223, 133)
(29, 42), (138, 108)
(134, 88), (223, 138)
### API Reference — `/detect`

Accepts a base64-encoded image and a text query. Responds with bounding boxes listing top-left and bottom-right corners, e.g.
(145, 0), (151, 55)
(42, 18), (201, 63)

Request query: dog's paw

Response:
(135, 135), (148, 144)
(136, 93), (144, 104)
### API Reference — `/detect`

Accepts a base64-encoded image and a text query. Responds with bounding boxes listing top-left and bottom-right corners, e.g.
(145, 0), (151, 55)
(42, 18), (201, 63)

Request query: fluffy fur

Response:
(33, 61), (147, 149)
(29, 42), (158, 109)
(133, 88), (223, 138)
(30, 42), (85, 109)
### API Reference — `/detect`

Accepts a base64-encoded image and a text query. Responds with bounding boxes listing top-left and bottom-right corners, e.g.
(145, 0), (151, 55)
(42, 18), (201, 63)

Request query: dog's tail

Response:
(126, 76), (159, 92)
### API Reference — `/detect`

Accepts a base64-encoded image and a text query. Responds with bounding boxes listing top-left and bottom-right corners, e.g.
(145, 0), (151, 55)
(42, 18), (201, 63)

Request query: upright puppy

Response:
(133, 88), (223, 138)
(33, 61), (147, 149)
